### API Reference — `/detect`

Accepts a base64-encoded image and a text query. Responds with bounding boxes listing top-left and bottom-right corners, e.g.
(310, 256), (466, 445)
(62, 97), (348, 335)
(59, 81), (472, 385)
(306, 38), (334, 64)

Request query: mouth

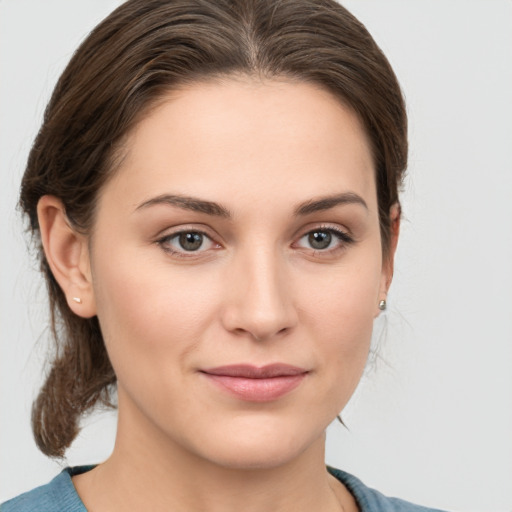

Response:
(200, 364), (309, 402)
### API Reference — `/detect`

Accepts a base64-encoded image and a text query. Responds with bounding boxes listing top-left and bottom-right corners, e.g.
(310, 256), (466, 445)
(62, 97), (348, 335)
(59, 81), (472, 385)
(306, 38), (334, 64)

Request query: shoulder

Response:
(328, 467), (448, 512)
(1, 466), (93, 512)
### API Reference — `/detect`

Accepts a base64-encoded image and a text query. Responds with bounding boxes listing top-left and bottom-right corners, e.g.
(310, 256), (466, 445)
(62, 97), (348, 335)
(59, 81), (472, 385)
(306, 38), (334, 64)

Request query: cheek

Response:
(300, 252), (382, 334)
(297, 253), (382, 396)
(90, 244), (221, 372)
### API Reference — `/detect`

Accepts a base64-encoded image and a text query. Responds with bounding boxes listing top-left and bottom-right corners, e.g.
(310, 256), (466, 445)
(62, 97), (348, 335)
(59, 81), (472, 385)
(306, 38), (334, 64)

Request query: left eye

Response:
(297, 229), (349, 251)
(160, 231), (216, 253)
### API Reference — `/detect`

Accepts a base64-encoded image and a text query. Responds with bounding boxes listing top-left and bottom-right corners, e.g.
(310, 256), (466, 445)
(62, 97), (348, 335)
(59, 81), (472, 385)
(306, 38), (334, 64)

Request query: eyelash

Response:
(156, 225), (355, 259)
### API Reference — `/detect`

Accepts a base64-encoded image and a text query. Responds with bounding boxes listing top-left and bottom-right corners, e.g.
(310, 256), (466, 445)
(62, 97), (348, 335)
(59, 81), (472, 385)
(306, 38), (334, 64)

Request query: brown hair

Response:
(20, 0), (407, 457)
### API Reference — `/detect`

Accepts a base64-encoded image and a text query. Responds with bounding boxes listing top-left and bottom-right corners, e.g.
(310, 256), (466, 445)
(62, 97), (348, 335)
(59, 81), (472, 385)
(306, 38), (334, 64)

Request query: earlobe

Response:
(37, 195), (96, 318)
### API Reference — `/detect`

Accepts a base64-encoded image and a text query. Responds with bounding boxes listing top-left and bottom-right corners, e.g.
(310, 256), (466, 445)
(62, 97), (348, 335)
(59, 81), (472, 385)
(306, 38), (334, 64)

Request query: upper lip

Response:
(201, 364), (308, 378)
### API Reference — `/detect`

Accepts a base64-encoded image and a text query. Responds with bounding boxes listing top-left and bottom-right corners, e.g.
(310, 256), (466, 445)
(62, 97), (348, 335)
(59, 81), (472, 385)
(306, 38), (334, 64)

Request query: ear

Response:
(376, 203), (401, 316)
(37, 195), (96, 318)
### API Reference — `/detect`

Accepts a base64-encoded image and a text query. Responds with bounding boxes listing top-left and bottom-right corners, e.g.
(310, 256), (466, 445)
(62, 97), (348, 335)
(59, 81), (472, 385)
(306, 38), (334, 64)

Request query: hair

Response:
(19, 0), (407, 458)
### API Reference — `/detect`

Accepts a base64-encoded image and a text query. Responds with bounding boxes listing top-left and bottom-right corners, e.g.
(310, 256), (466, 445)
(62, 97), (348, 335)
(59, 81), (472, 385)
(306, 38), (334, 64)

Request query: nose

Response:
(221, 246), (298, 341)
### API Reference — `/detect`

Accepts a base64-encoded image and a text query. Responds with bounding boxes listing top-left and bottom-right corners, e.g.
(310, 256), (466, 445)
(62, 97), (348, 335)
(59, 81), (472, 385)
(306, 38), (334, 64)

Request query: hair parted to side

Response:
(20, 0), (407, 458)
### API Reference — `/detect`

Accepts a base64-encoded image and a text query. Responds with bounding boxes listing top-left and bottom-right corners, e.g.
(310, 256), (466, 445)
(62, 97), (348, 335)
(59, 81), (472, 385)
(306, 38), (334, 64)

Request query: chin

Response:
(191, 416), (326, 471)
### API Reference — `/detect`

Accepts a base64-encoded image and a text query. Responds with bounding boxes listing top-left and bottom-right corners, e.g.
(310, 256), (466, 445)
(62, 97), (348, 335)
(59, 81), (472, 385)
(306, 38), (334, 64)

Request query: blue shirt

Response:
(2, 465), (447, 511)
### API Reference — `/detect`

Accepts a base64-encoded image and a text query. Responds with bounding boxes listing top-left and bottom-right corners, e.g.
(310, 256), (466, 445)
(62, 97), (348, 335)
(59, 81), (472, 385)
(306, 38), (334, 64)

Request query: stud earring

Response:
(72, 297), (82, 304)
(378, 299), (387, 311)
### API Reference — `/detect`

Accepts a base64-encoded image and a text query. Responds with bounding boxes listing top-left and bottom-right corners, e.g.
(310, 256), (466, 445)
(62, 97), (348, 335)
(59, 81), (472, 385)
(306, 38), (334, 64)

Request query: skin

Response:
(38, 77), (399, 512)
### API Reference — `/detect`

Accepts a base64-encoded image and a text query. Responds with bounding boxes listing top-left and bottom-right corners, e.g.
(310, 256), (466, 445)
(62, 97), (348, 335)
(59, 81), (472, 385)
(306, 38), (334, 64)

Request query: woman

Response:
(2, 0), (448, 510)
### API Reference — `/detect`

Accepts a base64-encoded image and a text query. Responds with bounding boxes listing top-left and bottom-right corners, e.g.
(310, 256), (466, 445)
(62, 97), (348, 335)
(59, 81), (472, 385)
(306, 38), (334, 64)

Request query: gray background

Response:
(1, 1), (511, 510)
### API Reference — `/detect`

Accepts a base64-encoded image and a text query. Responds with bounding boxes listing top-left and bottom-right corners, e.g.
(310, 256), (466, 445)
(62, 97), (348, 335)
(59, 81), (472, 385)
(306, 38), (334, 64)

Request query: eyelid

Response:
(296, 222), (354, 241)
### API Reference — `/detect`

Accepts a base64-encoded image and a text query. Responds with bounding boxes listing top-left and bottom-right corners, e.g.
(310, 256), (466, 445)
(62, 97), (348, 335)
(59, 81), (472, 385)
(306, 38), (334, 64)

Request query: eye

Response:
(296, 227), (353, 252)
(158, 230), (218, 256)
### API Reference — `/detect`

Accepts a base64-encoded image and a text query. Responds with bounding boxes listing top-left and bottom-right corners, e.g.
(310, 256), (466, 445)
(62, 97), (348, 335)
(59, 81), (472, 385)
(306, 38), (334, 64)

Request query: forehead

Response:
(100, 78), (377, 214)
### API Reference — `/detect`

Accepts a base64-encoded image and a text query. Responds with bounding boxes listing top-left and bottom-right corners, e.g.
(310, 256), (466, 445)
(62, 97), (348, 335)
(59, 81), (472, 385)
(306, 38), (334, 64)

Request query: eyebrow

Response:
(293, 192), (368, 216)
(135, 194), (231, 218)
(135, 191), (367, 218)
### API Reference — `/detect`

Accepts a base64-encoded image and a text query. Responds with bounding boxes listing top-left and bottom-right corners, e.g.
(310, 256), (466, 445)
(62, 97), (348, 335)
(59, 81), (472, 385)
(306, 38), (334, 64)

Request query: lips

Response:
(200, 364), (308, 402)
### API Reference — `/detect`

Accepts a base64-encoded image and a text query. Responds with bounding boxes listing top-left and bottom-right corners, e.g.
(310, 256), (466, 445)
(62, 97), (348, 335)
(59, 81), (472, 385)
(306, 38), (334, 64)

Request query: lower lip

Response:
(203, 374), (307, 402)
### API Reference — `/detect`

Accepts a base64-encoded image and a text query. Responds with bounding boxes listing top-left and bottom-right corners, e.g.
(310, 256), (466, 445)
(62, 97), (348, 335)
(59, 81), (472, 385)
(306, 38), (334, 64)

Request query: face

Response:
(86, 78), (391, 469)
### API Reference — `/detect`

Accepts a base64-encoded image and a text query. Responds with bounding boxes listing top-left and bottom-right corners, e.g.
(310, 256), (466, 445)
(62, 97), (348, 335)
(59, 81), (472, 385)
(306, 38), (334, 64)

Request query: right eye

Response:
(157, 230), (218, 256)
